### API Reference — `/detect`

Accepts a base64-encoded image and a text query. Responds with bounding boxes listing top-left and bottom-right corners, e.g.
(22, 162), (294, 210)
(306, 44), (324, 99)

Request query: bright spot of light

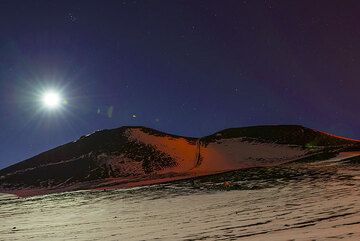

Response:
(42, 91), (62, 109)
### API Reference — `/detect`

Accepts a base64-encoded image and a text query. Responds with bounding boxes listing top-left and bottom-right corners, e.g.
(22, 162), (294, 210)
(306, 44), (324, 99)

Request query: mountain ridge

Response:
(1, 125), (359, 197)
(2, 124), (358, 173)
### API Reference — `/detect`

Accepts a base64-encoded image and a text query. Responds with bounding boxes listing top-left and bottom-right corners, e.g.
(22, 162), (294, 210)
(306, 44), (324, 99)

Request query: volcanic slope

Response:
(0, 125), (359, 196)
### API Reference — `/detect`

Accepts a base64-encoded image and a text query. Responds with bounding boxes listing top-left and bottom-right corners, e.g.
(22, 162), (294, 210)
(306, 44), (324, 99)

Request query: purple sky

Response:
(0, 0), (359, 168)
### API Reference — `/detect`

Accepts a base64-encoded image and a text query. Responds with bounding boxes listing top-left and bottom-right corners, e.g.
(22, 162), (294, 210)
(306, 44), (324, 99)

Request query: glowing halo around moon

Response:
(41, 90), (62, 109)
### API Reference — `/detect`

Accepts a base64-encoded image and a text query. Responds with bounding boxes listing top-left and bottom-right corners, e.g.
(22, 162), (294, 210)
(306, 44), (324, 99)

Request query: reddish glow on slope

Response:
(314, 129), (360, 143)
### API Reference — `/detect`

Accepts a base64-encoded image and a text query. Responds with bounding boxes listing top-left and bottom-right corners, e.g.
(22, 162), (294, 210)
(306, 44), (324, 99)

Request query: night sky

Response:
(0, 0), (359, 169)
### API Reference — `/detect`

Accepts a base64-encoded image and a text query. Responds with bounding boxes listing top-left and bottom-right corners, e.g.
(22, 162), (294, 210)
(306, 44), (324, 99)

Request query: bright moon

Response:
(42, 91), (61, 109)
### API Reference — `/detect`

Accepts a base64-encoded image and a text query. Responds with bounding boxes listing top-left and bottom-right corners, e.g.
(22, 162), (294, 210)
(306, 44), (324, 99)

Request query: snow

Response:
(1, 127), (357, 198)
(1, 159), (360, 241)
(128, 128), (310, 174)
(197, 138), (309, 172)
(127, 128), (198, 172)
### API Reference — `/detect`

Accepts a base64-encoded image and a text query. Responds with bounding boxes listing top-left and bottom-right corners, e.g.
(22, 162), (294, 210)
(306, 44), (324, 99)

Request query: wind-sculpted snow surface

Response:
(128, 129), (309, 173)
(1, 155), (360, 240)
(196, 139), (308, 172)
(0, 125), (359, 197)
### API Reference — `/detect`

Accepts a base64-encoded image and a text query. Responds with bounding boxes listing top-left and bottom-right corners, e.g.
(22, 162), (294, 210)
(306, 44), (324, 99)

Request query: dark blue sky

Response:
(0, 0), (359, 168)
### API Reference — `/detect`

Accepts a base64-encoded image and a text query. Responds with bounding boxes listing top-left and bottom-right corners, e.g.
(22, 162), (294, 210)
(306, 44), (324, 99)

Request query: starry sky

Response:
(0, 0), (359, 168)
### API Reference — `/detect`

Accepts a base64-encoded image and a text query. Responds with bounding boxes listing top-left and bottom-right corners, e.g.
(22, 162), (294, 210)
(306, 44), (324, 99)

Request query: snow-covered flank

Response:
(127, 128), (197, 172)
(128, 128), (309, 174)
(198, 138), (309, 172)
(307, 152), (360, 167)
(2, 155), (360, 241)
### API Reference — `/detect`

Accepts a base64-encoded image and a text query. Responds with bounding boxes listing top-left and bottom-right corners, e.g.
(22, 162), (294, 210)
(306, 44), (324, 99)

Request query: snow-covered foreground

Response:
(1, 154), (360, 241)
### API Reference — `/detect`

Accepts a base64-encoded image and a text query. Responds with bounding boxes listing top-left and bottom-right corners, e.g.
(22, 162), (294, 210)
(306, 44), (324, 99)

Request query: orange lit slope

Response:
(0, 125), (359, 197)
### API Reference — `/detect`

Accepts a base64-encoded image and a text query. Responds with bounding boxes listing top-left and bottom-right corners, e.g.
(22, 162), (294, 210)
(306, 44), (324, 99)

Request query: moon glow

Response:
(42, 91), (62, 109)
